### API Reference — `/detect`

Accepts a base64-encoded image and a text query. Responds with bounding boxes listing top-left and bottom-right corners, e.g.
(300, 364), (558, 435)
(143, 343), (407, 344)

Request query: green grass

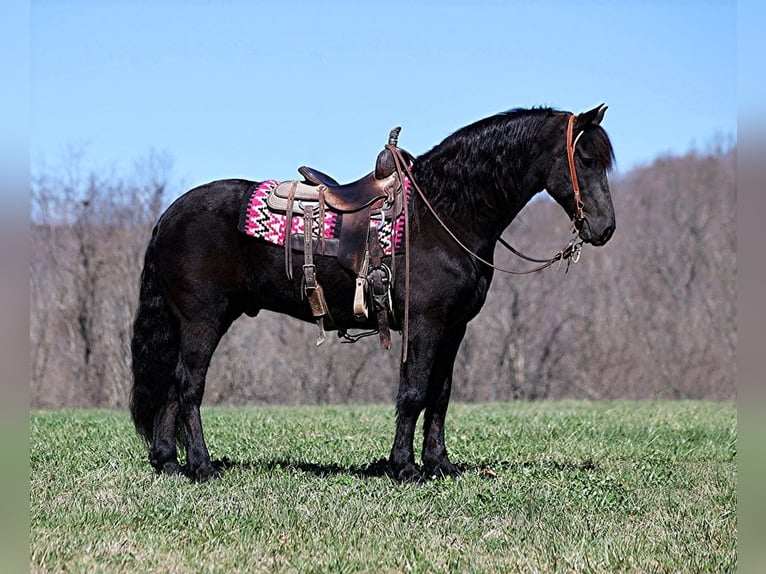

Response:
(30, 401), (736, 573)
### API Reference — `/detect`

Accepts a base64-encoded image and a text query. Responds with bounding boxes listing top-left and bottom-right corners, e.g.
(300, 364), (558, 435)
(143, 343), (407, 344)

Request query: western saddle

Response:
(265, 127), (414, 348)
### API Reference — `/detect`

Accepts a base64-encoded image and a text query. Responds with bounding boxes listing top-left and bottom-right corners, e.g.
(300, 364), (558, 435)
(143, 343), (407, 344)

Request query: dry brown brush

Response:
(30, 145), (735, 407)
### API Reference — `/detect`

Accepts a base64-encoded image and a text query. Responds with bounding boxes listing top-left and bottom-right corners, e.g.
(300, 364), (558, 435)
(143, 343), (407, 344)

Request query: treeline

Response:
(29, 145), (736, 408)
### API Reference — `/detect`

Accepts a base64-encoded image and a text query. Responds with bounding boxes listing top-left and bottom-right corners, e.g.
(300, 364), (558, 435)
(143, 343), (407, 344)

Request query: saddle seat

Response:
(274, 165), (398, 214)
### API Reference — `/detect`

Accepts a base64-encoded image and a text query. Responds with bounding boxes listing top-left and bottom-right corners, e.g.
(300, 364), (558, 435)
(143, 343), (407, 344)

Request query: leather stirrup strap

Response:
(284, 181), (297, 280)
(303, 205), (315, 288)
(318, 186), (327, 255)
(368, 226), (391, 350)
(302, 205), (329, 345)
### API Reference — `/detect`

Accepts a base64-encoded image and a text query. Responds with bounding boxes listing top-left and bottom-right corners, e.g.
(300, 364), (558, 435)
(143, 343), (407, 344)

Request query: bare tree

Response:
(30, 150), (170, 407)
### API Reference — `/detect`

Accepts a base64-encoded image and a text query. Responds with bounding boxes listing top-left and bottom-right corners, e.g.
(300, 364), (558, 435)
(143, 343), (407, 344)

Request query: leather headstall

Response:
(566, 113), (586, 224)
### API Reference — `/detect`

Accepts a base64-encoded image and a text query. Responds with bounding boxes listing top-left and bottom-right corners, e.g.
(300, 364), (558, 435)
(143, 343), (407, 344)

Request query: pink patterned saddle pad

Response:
(238, 179), (407, 255)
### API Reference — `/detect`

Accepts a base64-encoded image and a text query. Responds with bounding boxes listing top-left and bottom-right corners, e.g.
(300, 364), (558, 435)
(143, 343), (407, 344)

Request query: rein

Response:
(386, 113), (586, 277)
(385, 113), (585, 362)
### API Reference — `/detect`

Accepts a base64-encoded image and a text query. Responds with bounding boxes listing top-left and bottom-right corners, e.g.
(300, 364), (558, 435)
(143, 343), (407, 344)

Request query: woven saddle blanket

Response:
(238, 179), (408, 255)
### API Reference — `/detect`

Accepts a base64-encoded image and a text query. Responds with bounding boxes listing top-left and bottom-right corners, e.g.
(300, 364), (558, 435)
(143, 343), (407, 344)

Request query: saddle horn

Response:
(377, 127), (404, 179)
(388, 126), (402, 146)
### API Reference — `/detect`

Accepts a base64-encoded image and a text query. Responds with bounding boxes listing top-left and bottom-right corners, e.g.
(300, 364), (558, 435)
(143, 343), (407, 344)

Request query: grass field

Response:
(30, 401), (736, 573)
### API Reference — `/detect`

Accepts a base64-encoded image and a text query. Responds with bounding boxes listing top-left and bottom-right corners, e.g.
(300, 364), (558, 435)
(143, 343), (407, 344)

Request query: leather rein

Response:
(383, 113), (585, 362)
(387, 113), (586, 277)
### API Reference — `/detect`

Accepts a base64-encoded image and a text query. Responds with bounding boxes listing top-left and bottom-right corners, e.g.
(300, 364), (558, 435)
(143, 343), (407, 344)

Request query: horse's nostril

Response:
(601, 225), (615, 244)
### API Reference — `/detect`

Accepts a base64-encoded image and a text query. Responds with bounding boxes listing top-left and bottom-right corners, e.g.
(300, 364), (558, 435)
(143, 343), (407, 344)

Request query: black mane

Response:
(412, 107), (614, 219)
(466, 106), (615, 170)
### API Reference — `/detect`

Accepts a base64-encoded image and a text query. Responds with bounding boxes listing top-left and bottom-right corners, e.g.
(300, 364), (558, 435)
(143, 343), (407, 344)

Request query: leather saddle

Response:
(264, 128), (414, 348)
(266, 142), (411, 275)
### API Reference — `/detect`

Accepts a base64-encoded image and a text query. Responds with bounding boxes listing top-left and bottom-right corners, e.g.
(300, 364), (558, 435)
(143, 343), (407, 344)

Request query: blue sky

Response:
(30, 1), (736, 194)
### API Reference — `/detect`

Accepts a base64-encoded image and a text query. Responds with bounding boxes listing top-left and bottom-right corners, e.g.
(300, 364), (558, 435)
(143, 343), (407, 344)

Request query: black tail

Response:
(130, 226), (180, 442)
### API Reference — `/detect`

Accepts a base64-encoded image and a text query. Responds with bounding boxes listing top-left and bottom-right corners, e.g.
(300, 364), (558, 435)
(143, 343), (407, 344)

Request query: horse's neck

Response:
(412, 148), (545, 251)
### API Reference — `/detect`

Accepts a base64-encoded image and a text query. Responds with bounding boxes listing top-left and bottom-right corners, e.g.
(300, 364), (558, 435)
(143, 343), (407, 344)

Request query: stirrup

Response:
(353, 251), (370, 320)
(314, 317), (327, 346)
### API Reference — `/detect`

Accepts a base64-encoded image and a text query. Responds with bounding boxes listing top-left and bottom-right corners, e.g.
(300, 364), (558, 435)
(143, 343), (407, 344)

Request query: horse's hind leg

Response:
(149, 385), (183, 475)
(176, 316), (229, 482)
(140, 312), (222, 479)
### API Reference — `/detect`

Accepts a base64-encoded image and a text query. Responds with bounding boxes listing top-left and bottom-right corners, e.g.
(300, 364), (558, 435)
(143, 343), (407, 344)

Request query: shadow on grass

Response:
(213, 457), (394, 479)
(210, 456), (602, 482)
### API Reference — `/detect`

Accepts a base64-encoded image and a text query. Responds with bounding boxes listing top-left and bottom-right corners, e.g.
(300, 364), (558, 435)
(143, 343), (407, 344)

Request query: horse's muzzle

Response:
(578, 218), (615, 247)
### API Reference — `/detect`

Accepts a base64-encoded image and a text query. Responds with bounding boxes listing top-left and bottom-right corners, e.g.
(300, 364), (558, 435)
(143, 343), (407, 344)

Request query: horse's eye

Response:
(580, 156), (597, 169)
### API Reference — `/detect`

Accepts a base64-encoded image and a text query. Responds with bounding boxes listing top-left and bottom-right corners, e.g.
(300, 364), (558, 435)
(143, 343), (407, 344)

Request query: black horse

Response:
(130, 105), (615, 482)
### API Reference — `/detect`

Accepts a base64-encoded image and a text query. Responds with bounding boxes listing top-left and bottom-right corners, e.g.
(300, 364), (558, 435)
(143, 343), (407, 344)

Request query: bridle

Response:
(386, 113), (586, 362)
(387, 112), (586, 277)
(566, 113), (586, 224)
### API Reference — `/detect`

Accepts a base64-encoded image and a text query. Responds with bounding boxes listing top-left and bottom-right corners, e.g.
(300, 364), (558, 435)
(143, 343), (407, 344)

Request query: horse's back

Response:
(157, 179), (253, 233)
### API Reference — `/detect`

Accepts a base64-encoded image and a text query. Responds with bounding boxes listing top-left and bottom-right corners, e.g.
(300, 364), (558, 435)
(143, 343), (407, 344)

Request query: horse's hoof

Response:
(159, 461), (185, 476)
(393, 463), (423, 484)
(424, 459), (461, 479)
(191, 463), (222, 483)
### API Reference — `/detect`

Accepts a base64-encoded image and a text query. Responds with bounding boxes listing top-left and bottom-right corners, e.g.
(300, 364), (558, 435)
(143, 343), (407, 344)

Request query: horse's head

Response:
(545, 104), (616, 246)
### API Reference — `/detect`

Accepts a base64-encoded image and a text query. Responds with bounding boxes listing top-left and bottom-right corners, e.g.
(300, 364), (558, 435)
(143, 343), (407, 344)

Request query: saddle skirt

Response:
(238, 179), (409, 256)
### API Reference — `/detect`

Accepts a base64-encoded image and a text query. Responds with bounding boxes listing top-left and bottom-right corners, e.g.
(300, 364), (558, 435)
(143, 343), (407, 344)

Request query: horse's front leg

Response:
(421, 324), (467, 478)
(389, 318), (443, 482)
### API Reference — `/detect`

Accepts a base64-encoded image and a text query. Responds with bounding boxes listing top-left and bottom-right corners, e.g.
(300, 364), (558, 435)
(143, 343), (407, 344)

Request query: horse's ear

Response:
(575, 103), (608, 129)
